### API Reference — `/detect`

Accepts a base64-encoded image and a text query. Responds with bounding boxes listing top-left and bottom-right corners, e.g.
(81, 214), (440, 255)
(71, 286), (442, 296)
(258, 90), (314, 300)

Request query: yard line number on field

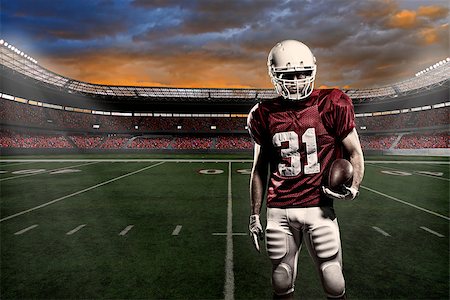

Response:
(0, 161), (100, 182)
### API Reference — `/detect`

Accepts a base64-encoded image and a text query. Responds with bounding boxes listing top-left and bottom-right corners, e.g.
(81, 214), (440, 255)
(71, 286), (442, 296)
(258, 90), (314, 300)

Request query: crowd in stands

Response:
(98, 136), (129, 149)
(2, 99), (448, 134)
(359, 135), (398, 150)
(47, 109), (94, 130)
(356, 107), (449, 131)
(396, 132), (448, 149)
(1, 98), (449, 151)
(1, 100), (50, 128)
(96, 115), (139, 132)
(0, 130), (72, 148)
(69, 135), (104, 149)
(172, 137), (213, 149)
(2, 129), (448, 150)
(131, 137), (172, 149)
(138, 117), (246, 132)
(216, 135), (253, 149)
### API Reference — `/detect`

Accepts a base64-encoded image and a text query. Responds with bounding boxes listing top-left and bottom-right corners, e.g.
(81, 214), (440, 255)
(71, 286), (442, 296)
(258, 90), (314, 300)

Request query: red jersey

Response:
(247, 89), (356, 208)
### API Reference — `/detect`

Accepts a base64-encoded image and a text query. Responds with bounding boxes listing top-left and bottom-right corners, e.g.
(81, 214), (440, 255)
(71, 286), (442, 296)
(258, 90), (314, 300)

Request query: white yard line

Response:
(0, 159), (254, 163)
(0, 162), (165, 223)
(361, 185), (450, 221)
(0, 161), (100, 182)
(14, 224), (39, 235)
(372, 226), (391, 237)
(66, 224), (86, 235)
(1, 159), (448, 164)
(119, 225), (134, 236)
(172, 225), (183, 236)
(0, 161), (40, 167)
(420, 226), (445, 237)
(224, 162), (234, 300)
(213, 233), (247, 236)
(365, 160), (450, 165)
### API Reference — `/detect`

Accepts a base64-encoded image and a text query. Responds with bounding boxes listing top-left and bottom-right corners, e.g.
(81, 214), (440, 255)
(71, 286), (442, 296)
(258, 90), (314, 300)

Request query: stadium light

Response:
(4, 41), (8, 46)
(0, 39), (3, 45)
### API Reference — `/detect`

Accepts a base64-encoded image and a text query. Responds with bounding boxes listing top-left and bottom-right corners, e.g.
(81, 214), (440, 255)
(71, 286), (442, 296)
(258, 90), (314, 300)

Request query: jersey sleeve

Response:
(320, 89), (356, 140)
(247, 103), (270, 146)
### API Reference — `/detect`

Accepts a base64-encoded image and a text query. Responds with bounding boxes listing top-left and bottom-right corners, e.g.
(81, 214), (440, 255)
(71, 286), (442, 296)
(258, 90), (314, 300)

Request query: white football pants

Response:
(265, 206), (345, 298)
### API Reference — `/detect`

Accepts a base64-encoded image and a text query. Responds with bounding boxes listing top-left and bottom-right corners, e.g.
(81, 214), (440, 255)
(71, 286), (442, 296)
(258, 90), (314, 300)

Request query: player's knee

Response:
(322, 263), (345, 298)
(272, 263), (294, 295)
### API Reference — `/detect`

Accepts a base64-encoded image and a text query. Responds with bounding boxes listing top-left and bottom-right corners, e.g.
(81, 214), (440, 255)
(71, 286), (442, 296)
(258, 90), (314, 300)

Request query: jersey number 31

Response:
(272, 128), (320, 177)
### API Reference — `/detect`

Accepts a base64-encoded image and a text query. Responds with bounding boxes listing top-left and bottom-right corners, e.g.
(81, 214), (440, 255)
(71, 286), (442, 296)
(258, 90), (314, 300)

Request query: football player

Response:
(247, 40), (364, 299)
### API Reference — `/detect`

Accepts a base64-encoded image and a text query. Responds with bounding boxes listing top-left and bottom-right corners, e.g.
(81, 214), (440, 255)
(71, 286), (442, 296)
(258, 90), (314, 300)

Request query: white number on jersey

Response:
(272, 128), (320, 177)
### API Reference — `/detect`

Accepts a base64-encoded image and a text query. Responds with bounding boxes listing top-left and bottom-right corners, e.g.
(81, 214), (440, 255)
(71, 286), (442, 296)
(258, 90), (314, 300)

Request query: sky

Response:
(1, 0), (449, 89)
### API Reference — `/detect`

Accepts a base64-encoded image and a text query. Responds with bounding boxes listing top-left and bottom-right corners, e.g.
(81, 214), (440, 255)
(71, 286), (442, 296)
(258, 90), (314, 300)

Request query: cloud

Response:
(417, 23), (448, 45)
(357, 0), (398, 20)
(387, 10), (419, 29)
(132, 0), (275, 42)
(417, 5), (449, 20)
(2, 0), (449, 89)
(40, 48), (271, 89)
(1, 0), (134, 42)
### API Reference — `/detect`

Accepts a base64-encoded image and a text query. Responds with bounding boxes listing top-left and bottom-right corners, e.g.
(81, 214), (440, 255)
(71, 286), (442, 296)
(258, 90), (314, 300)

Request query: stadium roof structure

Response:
(1, 39), (449, 103)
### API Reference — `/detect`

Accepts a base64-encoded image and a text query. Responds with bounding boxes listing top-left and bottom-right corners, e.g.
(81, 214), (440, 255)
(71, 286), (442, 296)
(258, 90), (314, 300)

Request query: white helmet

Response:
(267, 40), (317, 100)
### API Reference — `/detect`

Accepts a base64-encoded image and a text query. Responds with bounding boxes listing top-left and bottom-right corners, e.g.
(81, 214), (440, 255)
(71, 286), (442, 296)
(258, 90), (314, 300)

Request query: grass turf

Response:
(0, 155), (448, 299)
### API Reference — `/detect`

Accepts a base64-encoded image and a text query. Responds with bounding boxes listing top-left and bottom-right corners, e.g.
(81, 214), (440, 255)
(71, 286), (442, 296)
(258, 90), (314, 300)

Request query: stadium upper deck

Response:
(1, 39), (449, 105)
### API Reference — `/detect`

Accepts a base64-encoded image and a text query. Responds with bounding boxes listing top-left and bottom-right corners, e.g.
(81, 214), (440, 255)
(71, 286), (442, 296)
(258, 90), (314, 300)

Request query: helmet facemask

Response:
(270, 68), (316, 100)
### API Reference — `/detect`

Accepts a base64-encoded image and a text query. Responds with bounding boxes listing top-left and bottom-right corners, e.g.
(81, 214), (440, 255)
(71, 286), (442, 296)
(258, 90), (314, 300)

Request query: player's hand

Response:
(322, 186), (359, 201)
(249, 214), (264, 253)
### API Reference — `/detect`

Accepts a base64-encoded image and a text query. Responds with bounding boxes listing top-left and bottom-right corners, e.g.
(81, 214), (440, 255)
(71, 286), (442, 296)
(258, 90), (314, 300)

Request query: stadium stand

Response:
(396, 131), (448, 149)
(68, 134), (104, 149)
(0, 129), (72, 149)
(131, 137), (173, 149)
(0, 39), (449, 155)
(216, 135), (253, 150)
(356, 107), (449, 132)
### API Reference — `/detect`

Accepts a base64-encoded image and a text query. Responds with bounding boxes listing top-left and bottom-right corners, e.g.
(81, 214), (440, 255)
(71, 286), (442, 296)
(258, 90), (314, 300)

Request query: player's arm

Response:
(323, 128), (364, 200)
(342, 128), (364, 193)
(249, 142), (269, 252)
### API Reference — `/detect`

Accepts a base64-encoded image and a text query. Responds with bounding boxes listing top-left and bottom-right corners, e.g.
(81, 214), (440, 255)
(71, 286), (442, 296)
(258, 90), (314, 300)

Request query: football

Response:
(328, 159), (354, 192)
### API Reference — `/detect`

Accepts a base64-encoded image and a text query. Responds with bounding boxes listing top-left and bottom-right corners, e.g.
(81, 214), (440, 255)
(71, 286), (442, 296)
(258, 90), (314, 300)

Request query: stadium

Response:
(0, 33), (449, 300)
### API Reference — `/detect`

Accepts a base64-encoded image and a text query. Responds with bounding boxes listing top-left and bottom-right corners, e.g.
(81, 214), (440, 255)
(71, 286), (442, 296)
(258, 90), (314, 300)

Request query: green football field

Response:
(0, 154), (448, 299)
